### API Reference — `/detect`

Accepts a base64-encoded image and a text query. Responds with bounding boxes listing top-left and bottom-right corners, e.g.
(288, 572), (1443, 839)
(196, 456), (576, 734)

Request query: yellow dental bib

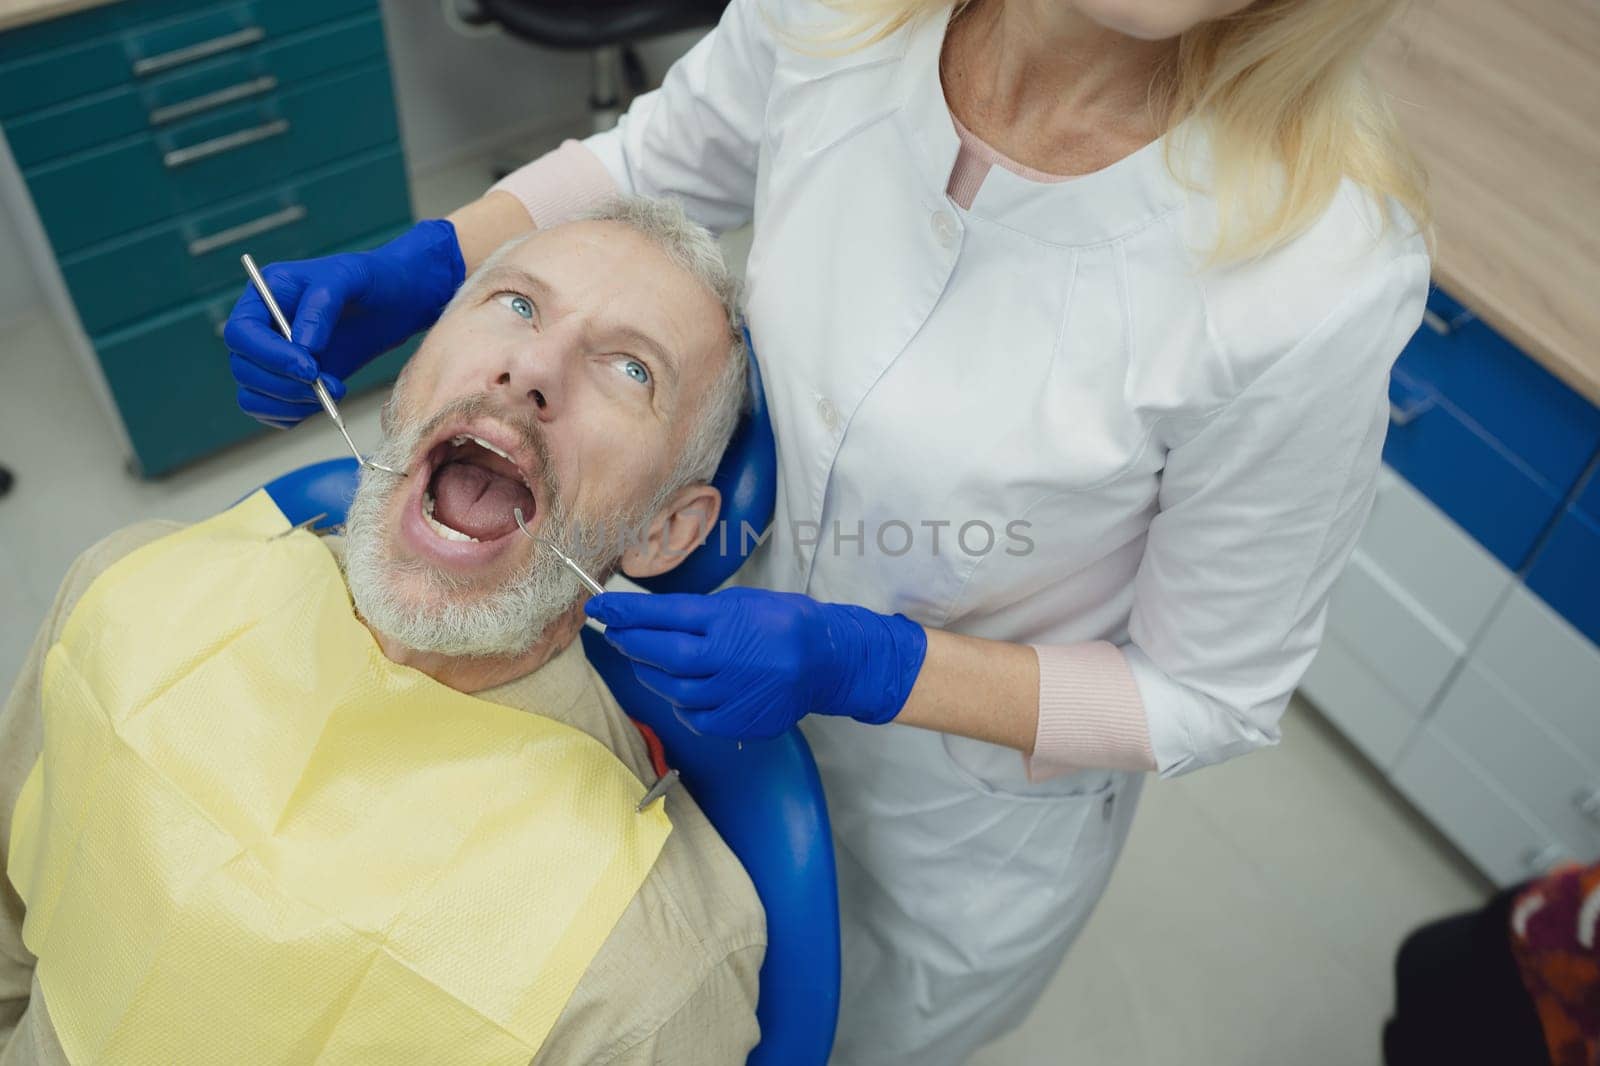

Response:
(7, 492), (671, 1064)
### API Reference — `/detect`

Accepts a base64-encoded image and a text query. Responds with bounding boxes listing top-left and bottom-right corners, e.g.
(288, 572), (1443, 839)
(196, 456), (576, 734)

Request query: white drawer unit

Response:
(1392, 725), (1575, 887)
(1432, 663), (1600, 861)
(1356, 468), (1513, 644)
(1473, 585), (1600, 767)
(1325, 551), (1463, 711)
(1301, 467), (1600, 886)
(1299, 633), (1420, 770)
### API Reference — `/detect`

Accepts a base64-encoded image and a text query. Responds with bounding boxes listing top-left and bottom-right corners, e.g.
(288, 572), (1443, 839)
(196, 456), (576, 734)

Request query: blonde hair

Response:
(807, 0), (1430, 261)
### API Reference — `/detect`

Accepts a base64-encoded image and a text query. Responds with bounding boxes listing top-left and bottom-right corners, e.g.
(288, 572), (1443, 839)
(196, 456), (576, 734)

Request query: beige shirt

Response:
(0, 522), (766, 1065)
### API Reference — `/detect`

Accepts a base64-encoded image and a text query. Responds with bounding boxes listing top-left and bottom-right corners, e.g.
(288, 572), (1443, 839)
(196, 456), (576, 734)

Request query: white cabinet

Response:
(1474, 585), (1600, 766)
(1300, 470), (1600, 886)
(1299, 632), (1418, 771)
(1392, 725), (1574, 886)
(1302, 469), (1511, 764)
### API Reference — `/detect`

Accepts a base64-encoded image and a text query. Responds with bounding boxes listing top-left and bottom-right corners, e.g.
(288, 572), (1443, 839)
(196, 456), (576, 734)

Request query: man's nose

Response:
(488, 336), (571, 420)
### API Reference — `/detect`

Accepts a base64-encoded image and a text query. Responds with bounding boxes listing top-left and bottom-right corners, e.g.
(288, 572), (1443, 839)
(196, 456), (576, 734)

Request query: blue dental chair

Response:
(259, 353), (840, 1066)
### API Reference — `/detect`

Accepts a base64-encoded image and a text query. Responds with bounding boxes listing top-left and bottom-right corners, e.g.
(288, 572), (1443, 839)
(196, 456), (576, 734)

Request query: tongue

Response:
(430, 461), (533, 541)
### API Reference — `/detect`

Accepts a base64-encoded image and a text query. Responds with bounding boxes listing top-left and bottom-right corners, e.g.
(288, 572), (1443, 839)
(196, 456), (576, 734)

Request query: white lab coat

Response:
(584, 0), (1430, 1061)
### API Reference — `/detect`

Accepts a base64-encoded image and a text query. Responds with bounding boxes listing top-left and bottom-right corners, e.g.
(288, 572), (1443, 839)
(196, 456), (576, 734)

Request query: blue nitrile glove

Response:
(223, 219), (466, 428)
(586, 588), (929, 741)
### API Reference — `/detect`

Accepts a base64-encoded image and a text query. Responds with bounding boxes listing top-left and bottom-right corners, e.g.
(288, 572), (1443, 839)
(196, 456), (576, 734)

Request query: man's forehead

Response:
(488, 224), (725, 377)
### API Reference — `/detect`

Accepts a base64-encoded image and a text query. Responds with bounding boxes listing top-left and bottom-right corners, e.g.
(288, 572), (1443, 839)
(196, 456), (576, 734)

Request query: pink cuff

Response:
(490, 140), (620, 229)
(1025, 642), (1156, 780)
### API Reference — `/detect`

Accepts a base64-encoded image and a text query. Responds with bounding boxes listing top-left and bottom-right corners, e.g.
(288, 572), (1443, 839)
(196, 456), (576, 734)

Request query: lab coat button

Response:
(930, 209), (959, 247)
(817, 397), (840, 430)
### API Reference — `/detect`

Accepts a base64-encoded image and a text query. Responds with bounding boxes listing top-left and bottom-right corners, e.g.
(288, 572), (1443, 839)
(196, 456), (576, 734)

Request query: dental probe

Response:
(513, 508), (607, 595)
(523, 513), (747, 755)
(239, 253), (405, 478)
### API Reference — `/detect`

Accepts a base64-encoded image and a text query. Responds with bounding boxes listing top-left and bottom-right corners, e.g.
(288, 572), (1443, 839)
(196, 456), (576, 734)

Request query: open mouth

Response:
(422, 432), (537, 543)
(397, 423), (544, 569)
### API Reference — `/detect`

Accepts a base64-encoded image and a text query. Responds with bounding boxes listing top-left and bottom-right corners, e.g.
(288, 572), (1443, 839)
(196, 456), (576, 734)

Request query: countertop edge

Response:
(0, 0), (119, 34)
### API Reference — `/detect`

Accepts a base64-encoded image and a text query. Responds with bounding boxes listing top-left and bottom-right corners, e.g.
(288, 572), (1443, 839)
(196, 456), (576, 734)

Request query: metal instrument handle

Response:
(163, 119), (289, 168)
(149, 74), (278, 125)
(188, 204), (306, 257)
(133, 27), (265, 76)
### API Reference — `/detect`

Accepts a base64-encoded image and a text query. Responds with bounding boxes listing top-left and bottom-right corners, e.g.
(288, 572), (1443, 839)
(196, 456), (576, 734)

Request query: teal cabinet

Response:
(6, 13), (389, 168)
(1, 0), (416, 476)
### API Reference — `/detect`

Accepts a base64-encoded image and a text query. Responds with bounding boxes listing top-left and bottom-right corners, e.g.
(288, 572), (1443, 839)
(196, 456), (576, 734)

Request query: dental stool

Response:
(260, 352), (840, 1066)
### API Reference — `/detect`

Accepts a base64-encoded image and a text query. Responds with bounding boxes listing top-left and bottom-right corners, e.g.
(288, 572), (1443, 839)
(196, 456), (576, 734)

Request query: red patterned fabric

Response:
(1508, 861), (1600, 1066)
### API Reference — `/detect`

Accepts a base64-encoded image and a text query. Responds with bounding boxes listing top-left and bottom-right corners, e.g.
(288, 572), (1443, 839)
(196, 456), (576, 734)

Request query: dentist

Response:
(224, 0), (1431, 1060)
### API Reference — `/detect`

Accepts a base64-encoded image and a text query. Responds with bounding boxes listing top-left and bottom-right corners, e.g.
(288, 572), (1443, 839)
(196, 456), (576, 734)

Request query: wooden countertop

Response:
(0, 0), (116, 34)
(1371, 0), (1600, 404)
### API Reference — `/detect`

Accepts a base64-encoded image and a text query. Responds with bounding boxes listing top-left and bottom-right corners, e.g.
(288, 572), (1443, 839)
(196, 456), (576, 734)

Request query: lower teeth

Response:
(422, 491), (479, 543)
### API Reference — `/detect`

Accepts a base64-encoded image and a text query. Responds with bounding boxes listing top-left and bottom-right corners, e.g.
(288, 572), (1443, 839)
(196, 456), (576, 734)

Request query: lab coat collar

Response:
(890, 4), (1191, 248)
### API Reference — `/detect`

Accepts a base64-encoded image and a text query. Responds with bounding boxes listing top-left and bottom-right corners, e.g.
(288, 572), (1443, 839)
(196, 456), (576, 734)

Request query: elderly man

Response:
(0, 197), (763, 1066)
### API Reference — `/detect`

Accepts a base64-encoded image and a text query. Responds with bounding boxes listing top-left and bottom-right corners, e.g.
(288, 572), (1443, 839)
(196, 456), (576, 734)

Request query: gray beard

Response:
(341, 411), (590, 660)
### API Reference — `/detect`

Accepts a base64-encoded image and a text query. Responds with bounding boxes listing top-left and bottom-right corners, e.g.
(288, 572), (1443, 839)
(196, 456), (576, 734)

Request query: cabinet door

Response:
(1474, 584), (1600, 768)
(1526, 504), (1600, 648)
(1298, 633), (1419, 770)
(1432, 662), (1600, 862)
(1392, 725), (1573, 887)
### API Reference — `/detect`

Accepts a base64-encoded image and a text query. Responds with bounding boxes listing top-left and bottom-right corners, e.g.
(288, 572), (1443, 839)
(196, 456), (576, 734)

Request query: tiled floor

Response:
(0, 153), (1489, 1065)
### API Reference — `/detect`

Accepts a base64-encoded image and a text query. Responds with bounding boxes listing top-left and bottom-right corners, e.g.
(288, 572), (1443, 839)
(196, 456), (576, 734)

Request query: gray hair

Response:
(449, 195), (749, 506)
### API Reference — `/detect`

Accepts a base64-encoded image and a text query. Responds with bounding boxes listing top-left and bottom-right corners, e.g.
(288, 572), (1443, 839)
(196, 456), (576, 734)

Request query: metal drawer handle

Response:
(150, 75), (278, 126)
(132, 27), (265, 77)
(163, 119), (289, 168)
(1421, 309), (1453, 336)
(1420, 305), (1477, 337)
(1522, 843), (1565, 874)
(1388, 376), (1437, 427)
(188, 205), (306, 257)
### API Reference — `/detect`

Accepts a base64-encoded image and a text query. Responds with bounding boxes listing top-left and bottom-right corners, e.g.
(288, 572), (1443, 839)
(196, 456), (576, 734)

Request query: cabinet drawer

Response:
(1432, 663), (1600, 862)
(1356, 468), (1511, 645)
(1392, 725), (1574, 887)
(98, 290), (275, 476)
(0, 0), (197, 65)
(1383, 366), (1564, 571)
(100, 223), (415, 476)
(1577, 468), (1600, 519)
(6, 14), (386, 168)
(26, 61), (399, 255)
(61, 146), (410, 335)
(0, 0), (377, 118)
(1397, 287), (1600, 496)
(1474, 585), (1600, 767)
(1325, 550), (1462, 711)
(1527, 505), (1600, 648)
(1299, 632), (1418, 770)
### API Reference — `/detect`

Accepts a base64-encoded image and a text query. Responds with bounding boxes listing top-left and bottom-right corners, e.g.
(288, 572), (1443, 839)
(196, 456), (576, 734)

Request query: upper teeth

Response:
(422, 491), (478, 543)
(451, 433), (513, 462)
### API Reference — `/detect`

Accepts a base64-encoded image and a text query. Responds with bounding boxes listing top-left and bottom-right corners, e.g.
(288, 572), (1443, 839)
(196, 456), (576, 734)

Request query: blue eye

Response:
(497, 293), (535, 320)
(620, 358), (651, 386)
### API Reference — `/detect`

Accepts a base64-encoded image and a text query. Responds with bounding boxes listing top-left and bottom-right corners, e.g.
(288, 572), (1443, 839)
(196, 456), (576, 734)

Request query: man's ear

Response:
(618, 483), (723, 579)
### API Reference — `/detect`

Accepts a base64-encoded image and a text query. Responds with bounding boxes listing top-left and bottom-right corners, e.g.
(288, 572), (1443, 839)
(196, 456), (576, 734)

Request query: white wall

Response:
(377, 0), (701, 172)
(378, 0), (591, 171)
